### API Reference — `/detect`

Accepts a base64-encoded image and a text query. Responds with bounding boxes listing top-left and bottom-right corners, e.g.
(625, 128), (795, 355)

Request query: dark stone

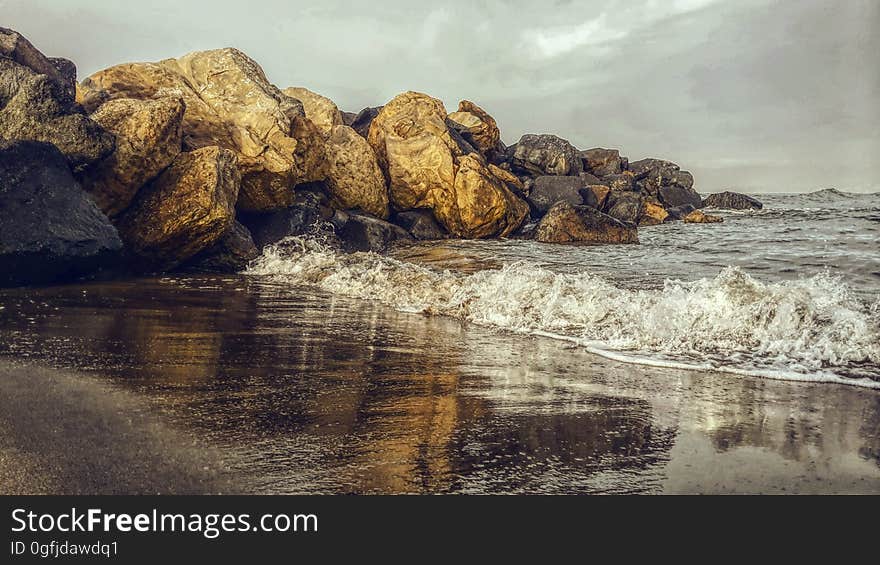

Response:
(604, 191), (646, 225)
(337, 212), (412, 253)
(240, 187), (332, 250)
(579, 171), (602, 185)
(341, 111), (358, 126)
(510, 134), (583, 177)
(0, 27), (75, 105)
(182, 221), (259, 273)
(627, 158), (679, 180)
(658, 184), (702, 209)
(445, 118), (480, 156)
(579, 184), (611, 209)
(0, 140), (123, 287)
(392, 210), (448, 240)
(527, 175), (587, 217)
(535, 201), (639, 244)
(580, 148), (623, 177)
(665, 204), (697, 221)
(701, 191), (763, 210)
(603, 173), (637, 192)
(350, 106), (382, 138)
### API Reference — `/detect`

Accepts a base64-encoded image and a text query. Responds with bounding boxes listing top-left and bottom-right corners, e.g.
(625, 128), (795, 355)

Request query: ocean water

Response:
(249, 189), (880, 389)
(0, 189), (878, 493)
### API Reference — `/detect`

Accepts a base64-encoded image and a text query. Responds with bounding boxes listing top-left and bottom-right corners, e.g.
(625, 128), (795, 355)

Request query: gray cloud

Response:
(2, 0), (877, 192)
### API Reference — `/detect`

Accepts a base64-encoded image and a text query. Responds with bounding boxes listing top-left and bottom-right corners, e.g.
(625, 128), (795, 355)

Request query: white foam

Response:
(246, 237), (880, 389)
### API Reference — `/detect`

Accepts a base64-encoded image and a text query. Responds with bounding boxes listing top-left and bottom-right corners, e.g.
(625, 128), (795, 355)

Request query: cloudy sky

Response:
(3, 0), (878, 192)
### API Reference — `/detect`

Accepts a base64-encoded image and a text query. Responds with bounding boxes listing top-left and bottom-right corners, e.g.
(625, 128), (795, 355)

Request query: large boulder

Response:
(702, 191), (763, 210)
(509, 134), (582, 177)
(580, 148), (623, 177)
(282, 86), (343, 134)
(535, 201), (638, 244)
(1, 27), (76, 104)
(658, 184), (702, 209)
(117, 146), (240, 270)
(640, 200), (669, 226)
(367, 91), (527, 238)
(78, 97), (185, 217)
(0, 58), (114, 171)
(324, 125), (389, 218)
(240, 187), (333, 250)
(603, 172), (637, 192)
(627, 158), (679, 180)
(579, 184), (611, 209)
(392, 210), (447, 240)
(604, 191), (646, 225)
(182, 221), (259, 273)
(446, 100), (501, 159)
(79, 48), (327, 212)
(0, 140), (122, 286)
(335, 211), (412, 253)
(527, 175), (587, 217)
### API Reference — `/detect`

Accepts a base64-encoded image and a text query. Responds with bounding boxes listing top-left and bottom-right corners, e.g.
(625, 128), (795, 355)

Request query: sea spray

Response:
(247, 236), (880, 388)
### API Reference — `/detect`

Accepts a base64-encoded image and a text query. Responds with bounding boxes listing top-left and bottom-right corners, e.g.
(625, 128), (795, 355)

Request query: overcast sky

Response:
(3, 0), (878, 192)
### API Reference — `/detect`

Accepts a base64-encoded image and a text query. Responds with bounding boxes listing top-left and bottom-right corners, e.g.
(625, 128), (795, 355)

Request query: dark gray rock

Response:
(604, 191), (646, 225)
(0, 140), (123, 287)
(702, 191), (763, 210)
(580, 148), (623, 177)
(350, 106), (382, 138)
(665, 204), (697, 221)
(527, 175), (587, 217)
(0, 27), (76, 105)
(240, 186), (333, 250)
(658, 184), (702, 209)
(579, 184), (611, 209)
(535, 201), (639, 244)
(182, 221), (259, 273)
(392, 210), (448, 240)
(337, 212), (412, 253)
(627, 158), (679, 180)
(510, 134), (583, 177)
(603, 173), (637, 192)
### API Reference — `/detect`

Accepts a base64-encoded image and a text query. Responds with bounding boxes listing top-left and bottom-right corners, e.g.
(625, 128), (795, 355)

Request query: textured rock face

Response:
(510, 134), (583, 177)
(640, 200), (669, 225)
(446, 100), (500, 158)
(702, 191), (763, 210)
(579, 184), (611, 209)
(0, 140), (122, 286)
(118, 147), (240, 270)
(580, 148), (623, 177)
(527, 175), (587, 217)
(392, 210), (447, 240)
(324, 125), (389, 218)
(79, 97), (184, 217)
(628, 158), (679, 180)
(0, 58), (115, 171)
(240, 188), (332, 250)
(80, 48), (327, 212)
(604, 191), (646, 225)
(282, 86), (343, 134)
(536, 201), (639, 244)
(367, 91), (527, 238)
(0, 27), (76, 104)
(183, 221), (259, 273)
(336, 212), (412, 252)
(349, 106), (382, 138)
(658, 184), (702, 209)
(684, 209), (723, 223)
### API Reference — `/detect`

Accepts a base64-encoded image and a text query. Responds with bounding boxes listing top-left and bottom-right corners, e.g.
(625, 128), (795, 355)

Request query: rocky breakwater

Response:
(0, 27), (763, 287)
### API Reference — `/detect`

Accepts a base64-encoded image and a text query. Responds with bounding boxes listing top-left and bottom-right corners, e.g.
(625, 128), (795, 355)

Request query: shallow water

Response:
(0, 190), (877, 493)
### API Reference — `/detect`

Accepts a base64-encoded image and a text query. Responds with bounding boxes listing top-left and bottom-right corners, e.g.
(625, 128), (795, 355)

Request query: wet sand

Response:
(0, 276), (878, 494)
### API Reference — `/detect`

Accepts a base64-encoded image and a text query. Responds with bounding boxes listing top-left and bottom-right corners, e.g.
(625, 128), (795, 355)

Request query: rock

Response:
(603, 172), (637, 192)
(392, 210), (448, 240)
(337, 212), (412, 252)
(0, 140), (122, 286)
(579, 171), (603, 185)
(324, 125), (389, 219)
(665, 204), (696, 221)
(446, 100), (501, 158)
(535, 201), (639, 245)
(580, 148), (623, 177)
(510, 134), (582, 177)
(641, 168), (694, 195)
(78, 97), (184, 217)
(367, 91), (527, 238)
(489, 164), (526, 195)
(182, 221), (259, 273)
(640, 200), (669, 226)
(341, 111), (358, 125)
(350, 106), (382, 138)
(282, 86), (343, 134)
(701, 191), (763, 210)
(0, 58), (114, 171)
(0, 27), (75, 104)
(527, 175), (587, 217)
(117, 146), (240, 270)
(240, 187), (332, 250)
(684, 209), (723, 224)
(658, 184), (702, 209)
(627, 158), (679, 180)
(80, 48), (327, 212)
(604, 191), (645, 225)
(579, 184), (611, 209)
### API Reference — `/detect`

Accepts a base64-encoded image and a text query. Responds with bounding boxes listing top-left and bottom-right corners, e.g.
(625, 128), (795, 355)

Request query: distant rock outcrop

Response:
(702, 191), (763, 210)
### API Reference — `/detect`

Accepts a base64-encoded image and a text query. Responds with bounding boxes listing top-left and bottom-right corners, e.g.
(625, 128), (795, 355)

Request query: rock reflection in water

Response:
(0, 276), (878, 493)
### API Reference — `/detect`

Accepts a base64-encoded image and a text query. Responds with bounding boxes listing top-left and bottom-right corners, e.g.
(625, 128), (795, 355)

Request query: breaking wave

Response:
(247, 237), (880, 389)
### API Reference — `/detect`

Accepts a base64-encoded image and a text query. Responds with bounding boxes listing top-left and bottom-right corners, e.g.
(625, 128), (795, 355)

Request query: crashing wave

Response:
(246, 237), (880, 388)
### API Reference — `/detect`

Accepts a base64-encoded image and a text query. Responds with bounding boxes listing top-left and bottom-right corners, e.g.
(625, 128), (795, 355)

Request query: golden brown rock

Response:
(79, 97), (184, 217)
(324, 125), (389, 219)
(582, 184), (611, 209)
(488, 164), (524, 192)
(536, 201), (639, 244)
(282, 87), (343, 134)
(367, 91), (527, 237)
(447, 100), (500, 157)
(118, 146), (240, 269)
(79, 49), (327, 212)
(640, 200), (669, 226)
(684, 209), (723, 224)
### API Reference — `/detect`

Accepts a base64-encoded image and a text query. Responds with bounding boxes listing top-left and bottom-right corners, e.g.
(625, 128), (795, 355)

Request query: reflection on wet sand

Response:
(0, 276), (878, 493)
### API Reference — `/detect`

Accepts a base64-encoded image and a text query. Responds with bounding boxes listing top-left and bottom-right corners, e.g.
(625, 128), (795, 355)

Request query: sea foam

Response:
(247, 237), (880, 389)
